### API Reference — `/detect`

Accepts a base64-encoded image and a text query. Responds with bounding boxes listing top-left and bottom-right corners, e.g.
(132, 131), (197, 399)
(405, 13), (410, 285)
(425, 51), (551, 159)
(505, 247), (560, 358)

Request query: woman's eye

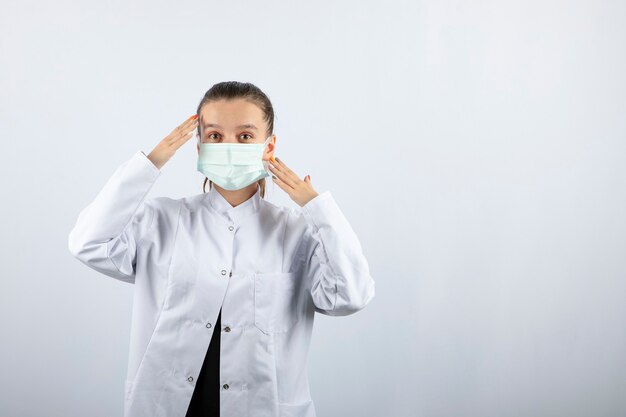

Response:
(205, 133), (252, 141)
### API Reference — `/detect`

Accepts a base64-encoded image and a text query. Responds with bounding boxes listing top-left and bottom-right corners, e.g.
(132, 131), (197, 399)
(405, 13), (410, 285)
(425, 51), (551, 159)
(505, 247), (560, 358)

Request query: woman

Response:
(68, 81), (376, 417)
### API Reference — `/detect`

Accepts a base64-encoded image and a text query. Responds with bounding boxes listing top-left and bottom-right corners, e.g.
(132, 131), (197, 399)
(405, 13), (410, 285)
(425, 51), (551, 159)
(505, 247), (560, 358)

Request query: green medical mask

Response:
(197, 136), (272, 191)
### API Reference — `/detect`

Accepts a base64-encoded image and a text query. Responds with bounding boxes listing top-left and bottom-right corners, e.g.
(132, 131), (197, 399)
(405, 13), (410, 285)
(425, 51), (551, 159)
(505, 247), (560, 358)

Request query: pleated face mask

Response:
(197, 135), (272, 191)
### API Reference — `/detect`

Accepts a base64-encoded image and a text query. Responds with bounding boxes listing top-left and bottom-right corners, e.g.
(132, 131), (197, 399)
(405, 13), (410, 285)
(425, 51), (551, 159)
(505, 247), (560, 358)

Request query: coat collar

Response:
(205, 184), (261, 222)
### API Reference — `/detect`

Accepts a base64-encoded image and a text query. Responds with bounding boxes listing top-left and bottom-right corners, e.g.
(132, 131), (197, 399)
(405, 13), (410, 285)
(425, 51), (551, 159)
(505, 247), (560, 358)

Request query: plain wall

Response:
(1, 0), (625, 416)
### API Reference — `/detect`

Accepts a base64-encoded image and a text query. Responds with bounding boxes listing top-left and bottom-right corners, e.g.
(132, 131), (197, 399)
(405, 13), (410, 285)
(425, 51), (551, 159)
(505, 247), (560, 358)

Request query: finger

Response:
(167, 125), (197, 147)
(269, 158), (301, 186)
(173, 115), (198, 134)
(170, 130), (196, 150)
(181, 116), (199, 134)
(170, 115), (199, 147)
(268, 162), (297, 189)
(167, 117), (198, 145)
(274, 157), (301, 182)
(271, 174), (291, 193)
(182, 114), (199, 128)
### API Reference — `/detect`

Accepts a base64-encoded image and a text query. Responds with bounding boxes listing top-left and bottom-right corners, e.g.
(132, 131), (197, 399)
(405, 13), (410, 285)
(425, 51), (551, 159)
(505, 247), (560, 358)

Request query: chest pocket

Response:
(254, 271), (300, 334)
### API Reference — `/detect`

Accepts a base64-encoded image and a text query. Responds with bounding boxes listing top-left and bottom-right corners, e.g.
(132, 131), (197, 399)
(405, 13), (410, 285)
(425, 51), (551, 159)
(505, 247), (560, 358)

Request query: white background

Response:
(1, 0), (625, 416)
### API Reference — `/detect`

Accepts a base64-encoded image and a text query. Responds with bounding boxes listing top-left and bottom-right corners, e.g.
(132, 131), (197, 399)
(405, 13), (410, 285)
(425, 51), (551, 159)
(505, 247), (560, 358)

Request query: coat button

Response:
(223, 384), (229, 390)
(188, 376), (194, 382)
(229, 271), (232, 277)
(206, 322), (212, 328)
(221, 269), (227, 275)
(228, 225), (234, 231)
(224, 326), (231, 332)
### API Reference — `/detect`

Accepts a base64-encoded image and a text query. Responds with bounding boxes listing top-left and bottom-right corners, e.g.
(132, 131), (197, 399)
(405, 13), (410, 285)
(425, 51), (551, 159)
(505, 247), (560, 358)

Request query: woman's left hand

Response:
(268, 156), (319, 207)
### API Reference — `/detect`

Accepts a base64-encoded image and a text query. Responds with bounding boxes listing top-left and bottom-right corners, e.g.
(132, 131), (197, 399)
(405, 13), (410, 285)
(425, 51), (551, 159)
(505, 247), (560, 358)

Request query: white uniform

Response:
(68, 150), (376, 417)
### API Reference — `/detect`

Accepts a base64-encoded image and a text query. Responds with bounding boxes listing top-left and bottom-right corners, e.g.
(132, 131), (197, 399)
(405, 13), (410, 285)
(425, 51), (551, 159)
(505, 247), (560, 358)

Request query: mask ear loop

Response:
(262, 135), (273, 173)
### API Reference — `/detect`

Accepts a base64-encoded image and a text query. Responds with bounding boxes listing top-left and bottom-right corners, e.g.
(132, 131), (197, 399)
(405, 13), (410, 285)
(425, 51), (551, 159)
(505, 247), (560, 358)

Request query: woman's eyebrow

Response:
(203, 123), (258, 131)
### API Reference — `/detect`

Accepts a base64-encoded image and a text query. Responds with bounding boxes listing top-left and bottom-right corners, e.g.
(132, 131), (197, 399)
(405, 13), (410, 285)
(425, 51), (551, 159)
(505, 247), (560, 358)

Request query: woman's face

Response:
(196, 98), (276, 162)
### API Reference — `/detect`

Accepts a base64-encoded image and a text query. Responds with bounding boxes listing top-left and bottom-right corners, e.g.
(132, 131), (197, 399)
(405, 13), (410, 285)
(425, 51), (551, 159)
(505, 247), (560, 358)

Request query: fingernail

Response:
(189, 114), (198, 120)
(270, 155), (276, 162)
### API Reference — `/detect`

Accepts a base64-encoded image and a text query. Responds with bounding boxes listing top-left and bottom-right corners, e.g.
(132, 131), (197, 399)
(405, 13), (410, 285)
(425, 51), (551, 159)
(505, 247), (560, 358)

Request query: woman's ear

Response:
(266, 135), (277, 159)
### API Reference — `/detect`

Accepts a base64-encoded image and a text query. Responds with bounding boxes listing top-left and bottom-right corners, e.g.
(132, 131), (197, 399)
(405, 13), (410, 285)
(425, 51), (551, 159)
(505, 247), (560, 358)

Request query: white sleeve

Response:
(300, 191), (376, 316)
(68, 150), (161, 284)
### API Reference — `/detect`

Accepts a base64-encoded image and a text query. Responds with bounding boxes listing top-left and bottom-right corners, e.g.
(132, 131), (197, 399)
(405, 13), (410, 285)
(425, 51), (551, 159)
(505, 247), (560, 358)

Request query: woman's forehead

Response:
(200, 99), (265, 128)
(202, 122), (260, 131)
(199, 119), (267, 133)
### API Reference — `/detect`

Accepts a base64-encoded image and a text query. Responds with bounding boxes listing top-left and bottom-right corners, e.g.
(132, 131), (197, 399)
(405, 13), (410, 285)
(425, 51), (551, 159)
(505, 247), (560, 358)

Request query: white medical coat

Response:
(68, 150), (376, 417)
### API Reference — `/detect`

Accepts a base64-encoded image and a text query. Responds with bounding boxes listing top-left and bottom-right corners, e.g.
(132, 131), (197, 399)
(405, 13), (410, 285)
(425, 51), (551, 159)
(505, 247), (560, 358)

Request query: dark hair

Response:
(195, 81), (275, 198)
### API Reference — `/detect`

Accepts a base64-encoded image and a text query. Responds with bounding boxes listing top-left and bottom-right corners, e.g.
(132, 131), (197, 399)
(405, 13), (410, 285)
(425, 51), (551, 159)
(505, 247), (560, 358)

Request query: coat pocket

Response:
(254, 271), (300, 334)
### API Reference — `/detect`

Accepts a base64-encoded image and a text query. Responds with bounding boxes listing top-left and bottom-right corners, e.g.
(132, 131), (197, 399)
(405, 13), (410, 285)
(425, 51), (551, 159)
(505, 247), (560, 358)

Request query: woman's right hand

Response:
(147, 114), (199, 170)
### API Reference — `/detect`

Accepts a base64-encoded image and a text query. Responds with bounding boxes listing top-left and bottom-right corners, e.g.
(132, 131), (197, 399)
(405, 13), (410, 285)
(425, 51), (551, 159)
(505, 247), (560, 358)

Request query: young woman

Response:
(68, 81), (376, 417)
